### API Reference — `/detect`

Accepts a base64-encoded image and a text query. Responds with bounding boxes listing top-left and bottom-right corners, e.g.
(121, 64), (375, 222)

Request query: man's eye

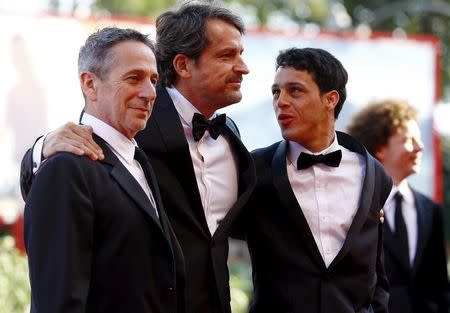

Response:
(272, 89), (280, 98)
(220, 54), (232, 60)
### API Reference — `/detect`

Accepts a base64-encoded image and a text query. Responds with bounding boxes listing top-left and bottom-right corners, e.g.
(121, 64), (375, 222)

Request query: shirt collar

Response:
(166, 86), (219, 128)
(166, 87), (201, 128)
(386, 179), (414, 205)
(287, 133), (340, 169)
(81, 112), (138, 164)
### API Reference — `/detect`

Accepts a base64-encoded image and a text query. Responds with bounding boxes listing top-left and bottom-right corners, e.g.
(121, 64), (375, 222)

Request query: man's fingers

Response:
(69, 125), (104, 159)
(70, 123), (93, 139)
(70, 137), (103, 160)
(51, 142), (85, 157)
(49, 141), (98, 161)
(42, 122), (104, 160)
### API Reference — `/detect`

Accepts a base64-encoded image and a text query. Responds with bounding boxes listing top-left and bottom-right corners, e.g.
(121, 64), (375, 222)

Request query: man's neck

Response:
(393, 177), (407, 187)
(301, 128), (336, 153)
(173, 84), (216, 118)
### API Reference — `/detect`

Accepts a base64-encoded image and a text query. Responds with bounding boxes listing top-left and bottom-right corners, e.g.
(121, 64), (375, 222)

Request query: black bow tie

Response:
(297, 150), (342, 170)
(192, 113), (226, 141)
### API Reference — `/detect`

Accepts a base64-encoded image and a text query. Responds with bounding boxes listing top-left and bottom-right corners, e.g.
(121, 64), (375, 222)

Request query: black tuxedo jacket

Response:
(383, 187), (450, 313)
(242, 131), (392, 313)
(134, 86), (256, 313)
(21, 86), (256, 313)
(24, 135), (184, 313)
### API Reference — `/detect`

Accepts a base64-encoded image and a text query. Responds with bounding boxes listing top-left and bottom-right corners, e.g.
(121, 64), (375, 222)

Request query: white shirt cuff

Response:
(32, 135), (47, 174)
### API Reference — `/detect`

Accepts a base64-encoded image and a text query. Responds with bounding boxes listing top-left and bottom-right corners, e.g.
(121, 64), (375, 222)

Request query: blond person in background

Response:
(348, 99), (450, 313)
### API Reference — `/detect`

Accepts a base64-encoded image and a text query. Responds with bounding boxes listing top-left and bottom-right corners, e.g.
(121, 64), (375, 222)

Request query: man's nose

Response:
(274, 91), (289, 108)
(413, 137), (424, 152)
(140, 79), (156, 103)
(234, 56), (249, 75)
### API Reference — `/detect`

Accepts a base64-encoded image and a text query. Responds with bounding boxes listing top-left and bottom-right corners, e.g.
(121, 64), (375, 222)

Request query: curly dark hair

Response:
(346, 99), (418, 156)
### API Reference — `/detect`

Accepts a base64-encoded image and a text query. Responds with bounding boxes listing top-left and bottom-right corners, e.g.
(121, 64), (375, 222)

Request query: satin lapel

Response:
(110, 164), (163, 225)
(272, 141), (326, 268)
(411, 189), (432, 275)
(329, 133), (375, 268)
(94, 136), (163, 230)
(213, 123), (256, 240)
(152, 87), (192, 153)
(151, 87), (210, 235)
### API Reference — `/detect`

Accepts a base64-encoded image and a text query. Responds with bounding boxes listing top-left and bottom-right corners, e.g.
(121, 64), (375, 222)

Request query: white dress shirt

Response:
(287, 134), (366, 267)
(32, 113), (157, 213)
(383, 180), (418, 265)
(166, 87), (238, 235)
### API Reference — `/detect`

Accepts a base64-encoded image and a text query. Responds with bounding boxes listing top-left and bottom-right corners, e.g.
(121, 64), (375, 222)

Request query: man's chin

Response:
(220, 93), (243, 108)
(411, 164), (421, 174)
(280, 129), (296, 142)
(133, 119), (149, 132)
(229, 91), (242, 102)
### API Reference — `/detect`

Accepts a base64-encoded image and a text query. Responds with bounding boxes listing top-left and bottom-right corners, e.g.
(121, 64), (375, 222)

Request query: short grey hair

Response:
(78, 27), (155, 80)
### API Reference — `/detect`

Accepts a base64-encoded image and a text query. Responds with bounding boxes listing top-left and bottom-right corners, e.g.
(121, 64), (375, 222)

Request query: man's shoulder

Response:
(26, 153), (100, 199)
(411, 187), (441, 209)
(224, 115), (240, 138)
(250, 141), (284, 174)
(337, 131), (389, 176)
(39, 152), (99, 175)
(251, 141), (283, 158)
(45, 151), (89, 164)
(337, 131), (368, 155)
(337, 131), (393, 201)
(42, 136), (109, 174)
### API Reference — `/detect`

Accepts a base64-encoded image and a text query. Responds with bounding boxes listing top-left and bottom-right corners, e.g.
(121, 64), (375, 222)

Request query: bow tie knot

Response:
(192, 113), (226, 141)
(297, 150), (342, 170)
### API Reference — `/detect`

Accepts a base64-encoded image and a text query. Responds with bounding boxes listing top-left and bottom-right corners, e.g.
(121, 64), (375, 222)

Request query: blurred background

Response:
(1, 0), (450, 312)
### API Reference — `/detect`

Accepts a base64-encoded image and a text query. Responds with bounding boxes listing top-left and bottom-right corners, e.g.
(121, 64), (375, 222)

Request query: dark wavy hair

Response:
(155, 1), (245, 87)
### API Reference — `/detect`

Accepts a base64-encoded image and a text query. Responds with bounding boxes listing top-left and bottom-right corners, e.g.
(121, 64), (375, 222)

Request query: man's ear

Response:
(173, 54), (193, 79)
(79, 71), (98, 102)
(324, 90), (339, 112)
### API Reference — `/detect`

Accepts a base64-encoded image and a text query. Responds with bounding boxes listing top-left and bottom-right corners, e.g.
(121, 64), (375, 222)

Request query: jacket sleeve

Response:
(20, 137), (43, 200)
(426, 202), (450, 313)
(24, 153), (94, 313)
(371, 167), (392, 313)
